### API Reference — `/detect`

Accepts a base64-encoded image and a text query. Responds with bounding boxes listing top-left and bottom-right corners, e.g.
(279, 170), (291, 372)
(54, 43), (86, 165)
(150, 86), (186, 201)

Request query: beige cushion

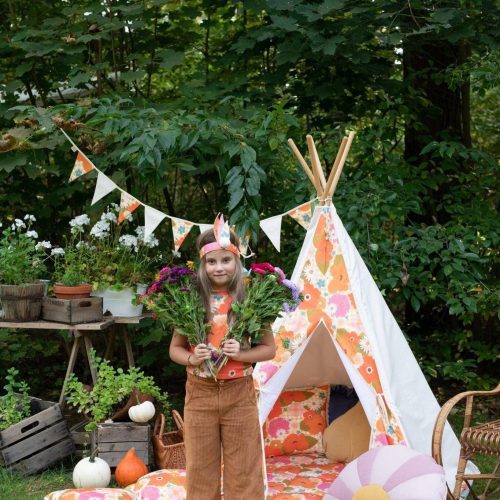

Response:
(322, 401), (371, 463)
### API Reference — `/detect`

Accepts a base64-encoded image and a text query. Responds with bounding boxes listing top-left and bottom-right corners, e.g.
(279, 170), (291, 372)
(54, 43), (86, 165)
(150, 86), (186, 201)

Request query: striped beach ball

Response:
(325, 445), (447, 500)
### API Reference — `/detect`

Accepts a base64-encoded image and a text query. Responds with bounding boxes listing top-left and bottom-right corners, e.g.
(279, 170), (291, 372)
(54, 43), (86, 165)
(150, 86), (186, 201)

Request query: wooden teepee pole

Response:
(306, 135), (326, 195)
(327, 131), (355, 198)
(324, 136), (347, 200)
(287, 138), (322, 196)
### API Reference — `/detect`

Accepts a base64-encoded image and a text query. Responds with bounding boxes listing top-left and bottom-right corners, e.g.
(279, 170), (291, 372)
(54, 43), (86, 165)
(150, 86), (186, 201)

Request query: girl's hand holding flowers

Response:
(190, 344), (211, 366)
(221, 339), (241, 359)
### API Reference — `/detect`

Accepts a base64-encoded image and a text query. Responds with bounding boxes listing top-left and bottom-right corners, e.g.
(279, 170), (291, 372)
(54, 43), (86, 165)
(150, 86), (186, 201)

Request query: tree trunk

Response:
(403, 37), (472, 224)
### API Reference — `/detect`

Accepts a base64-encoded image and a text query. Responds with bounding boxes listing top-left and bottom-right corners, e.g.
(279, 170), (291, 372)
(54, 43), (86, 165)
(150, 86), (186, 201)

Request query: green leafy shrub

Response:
(0, 368), (31, 431)
(64, 351), (170, 431)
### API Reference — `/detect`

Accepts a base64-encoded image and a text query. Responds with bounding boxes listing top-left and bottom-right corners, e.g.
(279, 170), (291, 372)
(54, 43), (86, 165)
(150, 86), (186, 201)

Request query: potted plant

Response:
(51, 214), (95, 299)
(88, 205), (160, 316)
(64, 350), (170, 431)
(0, 215), (47, 321)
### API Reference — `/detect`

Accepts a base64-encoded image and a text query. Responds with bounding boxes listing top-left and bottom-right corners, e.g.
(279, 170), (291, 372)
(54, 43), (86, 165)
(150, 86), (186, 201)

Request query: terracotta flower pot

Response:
(53, 283), (92, 300)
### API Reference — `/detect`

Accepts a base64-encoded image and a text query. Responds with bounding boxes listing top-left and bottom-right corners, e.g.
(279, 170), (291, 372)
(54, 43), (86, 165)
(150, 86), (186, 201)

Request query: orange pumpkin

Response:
(114, 448), (148, 487)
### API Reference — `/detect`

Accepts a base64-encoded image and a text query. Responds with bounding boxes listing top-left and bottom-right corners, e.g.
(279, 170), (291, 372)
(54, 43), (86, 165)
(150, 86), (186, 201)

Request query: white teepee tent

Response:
(254, 133), (477, 490)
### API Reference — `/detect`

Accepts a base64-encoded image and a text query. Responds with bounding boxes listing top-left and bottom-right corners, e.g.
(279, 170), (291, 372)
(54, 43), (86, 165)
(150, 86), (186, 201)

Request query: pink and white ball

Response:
(325, 445), (447, 500)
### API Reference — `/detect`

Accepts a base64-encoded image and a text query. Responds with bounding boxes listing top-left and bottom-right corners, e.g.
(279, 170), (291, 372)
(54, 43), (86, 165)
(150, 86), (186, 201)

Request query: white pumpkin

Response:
(128, 400), (156, 423)
(73, 455), (111, 488)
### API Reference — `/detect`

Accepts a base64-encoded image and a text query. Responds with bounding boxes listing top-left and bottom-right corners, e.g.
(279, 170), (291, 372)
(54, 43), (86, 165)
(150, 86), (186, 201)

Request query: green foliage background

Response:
(0, 0), (498, 398)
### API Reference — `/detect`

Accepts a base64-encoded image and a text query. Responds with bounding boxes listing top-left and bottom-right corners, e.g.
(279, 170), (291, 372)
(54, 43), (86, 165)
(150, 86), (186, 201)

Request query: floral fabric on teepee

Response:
(254, 206), (405, 448)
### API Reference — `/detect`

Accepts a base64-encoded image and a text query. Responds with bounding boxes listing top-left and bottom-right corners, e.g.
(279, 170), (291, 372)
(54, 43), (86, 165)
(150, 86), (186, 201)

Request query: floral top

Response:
(187, 291), (253, 380)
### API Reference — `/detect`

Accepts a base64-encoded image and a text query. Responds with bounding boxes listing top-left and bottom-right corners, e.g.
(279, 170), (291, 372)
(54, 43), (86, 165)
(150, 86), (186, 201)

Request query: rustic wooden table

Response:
(0, 315), (151, 405)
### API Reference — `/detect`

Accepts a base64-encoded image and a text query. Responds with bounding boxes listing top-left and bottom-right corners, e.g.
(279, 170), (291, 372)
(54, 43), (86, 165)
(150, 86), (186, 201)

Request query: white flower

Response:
(35, 240), (52, 250)
(135, 226), (145, 238)
(69, 214), (91, 234)
(0, 222), (3, 228)
(24, 214), (36, 222)
(14, 219), (26, 228)
(119, 234), (138, 249)
(101, 211), (117, 223)
(90, 220), (110, 238)
(51, 248), (65, 256)
(26, 230), (38, 239)
(172, 250), (181, 258)
(76, 241), (89, 249)
(144, 235), (159, 248)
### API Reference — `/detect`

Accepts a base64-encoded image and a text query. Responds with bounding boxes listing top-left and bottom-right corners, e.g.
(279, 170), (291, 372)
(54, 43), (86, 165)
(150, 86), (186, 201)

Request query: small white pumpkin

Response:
(73, 455), (111, 488)
(128, 400), (156, 423)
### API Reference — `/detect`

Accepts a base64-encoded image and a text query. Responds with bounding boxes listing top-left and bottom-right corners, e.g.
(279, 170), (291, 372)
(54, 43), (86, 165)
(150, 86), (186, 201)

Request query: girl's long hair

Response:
(196, 228), (245, 325)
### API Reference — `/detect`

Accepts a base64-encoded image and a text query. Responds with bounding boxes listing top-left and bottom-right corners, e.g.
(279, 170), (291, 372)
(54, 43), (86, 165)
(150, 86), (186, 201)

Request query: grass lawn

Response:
(0, 462), (74, 499)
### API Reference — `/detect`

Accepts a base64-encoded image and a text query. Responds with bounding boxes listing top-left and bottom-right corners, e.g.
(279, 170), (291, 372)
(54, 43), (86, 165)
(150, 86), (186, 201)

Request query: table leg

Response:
(60, 335), (82, 406)
(81, 332), (98, 385)
(104, 330), (116, 360)
(123, 329), (135, 367)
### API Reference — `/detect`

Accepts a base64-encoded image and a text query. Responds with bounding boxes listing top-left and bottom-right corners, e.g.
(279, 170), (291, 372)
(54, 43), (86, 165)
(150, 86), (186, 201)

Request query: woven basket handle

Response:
(172, 409), (184, 438)
(153, 412), (165, 437)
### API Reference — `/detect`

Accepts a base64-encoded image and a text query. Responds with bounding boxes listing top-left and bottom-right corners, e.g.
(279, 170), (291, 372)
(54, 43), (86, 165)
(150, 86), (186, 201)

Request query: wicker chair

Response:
(432, 383), (499, 499)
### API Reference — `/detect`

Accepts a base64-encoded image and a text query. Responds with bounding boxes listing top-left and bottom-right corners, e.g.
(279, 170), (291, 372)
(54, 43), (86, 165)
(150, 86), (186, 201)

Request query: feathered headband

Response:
(199, 214), (240, 259)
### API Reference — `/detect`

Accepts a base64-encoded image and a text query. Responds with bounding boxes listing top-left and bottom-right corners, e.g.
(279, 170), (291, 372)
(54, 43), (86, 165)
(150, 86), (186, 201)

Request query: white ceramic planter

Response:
(92, 285), (147, 317)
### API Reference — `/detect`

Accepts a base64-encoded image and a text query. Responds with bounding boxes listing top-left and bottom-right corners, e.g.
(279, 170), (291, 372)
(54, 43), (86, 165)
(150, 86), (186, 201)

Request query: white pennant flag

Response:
(144, 206), (167, 240)
(91, 172), (117, 205)
(198, 223), (213, 234)
(260, 214), (283, 252)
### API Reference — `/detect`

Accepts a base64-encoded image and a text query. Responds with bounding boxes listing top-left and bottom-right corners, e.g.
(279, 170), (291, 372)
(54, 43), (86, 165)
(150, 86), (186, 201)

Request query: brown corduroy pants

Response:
(184, 373), (265, 500)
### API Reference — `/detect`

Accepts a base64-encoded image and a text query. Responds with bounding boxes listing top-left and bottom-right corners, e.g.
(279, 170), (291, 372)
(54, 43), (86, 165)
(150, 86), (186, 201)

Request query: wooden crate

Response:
(0, 396), (75, 475)
(70, 420), (92, 459)
(42, 297), (103, 324)
(91, 422), (150, 467)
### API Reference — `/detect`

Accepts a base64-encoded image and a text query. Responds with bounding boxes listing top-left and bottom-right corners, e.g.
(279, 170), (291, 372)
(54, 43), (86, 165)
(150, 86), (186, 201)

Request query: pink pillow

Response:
(263, 386), (329, 458)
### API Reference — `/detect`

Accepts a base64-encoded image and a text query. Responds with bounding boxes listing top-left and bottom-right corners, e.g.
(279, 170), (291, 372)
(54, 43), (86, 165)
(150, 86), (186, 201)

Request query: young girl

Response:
(169, 216), (276, 500)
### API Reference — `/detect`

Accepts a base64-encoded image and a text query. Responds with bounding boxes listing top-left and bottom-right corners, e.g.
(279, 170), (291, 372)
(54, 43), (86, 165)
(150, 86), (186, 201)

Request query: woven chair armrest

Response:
(432, 383), (500, 466)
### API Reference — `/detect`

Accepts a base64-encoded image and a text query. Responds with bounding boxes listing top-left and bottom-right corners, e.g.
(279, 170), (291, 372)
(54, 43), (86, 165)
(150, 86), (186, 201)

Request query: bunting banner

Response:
(260, 215), (283, 252)
(60, 130), (321, 249)
(287, 201), (314, 229)
(91, 171), (117, 205)
(144, 206), (167, 240)
(238, 230), (251, 255)
(172, 217), (195, 252)
(198, 223), (213, 234)
(118, 192), (141, 223)
(69, 151), (94, 182)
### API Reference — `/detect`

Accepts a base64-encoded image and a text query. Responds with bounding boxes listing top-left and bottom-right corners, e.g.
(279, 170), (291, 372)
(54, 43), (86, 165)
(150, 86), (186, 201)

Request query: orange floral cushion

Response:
(263, 386), (329, 458)
(44, 489), (135, 500)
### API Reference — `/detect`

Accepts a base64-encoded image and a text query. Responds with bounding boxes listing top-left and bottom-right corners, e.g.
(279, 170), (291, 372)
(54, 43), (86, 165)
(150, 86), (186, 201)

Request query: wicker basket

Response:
(152, 410), (185, 469)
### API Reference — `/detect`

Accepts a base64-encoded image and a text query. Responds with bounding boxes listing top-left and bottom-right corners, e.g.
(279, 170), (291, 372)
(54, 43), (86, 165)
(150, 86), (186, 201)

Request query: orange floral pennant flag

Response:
(69, 151), (94, 182)
(287, 201), (314, 229)
(118, 191), (141, 223)
(171, 217), (195, 252)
